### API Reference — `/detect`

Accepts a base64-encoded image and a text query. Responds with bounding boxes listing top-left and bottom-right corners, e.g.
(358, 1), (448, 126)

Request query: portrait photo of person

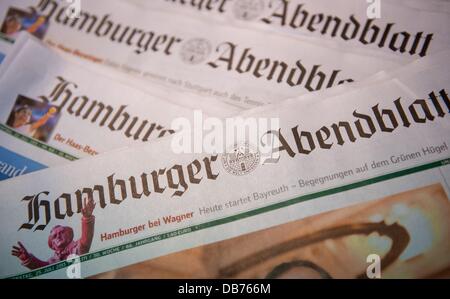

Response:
(6, 95), (61, 142)
(0, 7), (49, 40)
(11, 196), (96, 270)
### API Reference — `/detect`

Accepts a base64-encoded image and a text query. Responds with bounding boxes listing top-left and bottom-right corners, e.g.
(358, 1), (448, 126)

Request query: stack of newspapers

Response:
(0, 0), (449, 279)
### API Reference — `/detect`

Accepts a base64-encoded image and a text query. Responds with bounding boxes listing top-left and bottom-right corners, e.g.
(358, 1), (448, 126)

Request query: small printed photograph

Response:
(0, 7), (49, 40)
(6, 95), (61, 143)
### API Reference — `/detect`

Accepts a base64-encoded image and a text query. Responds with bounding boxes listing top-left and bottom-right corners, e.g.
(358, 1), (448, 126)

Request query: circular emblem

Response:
(222, 143), (260, 176)
(180, 38), (212, 65)
(232, 0), (266, 21)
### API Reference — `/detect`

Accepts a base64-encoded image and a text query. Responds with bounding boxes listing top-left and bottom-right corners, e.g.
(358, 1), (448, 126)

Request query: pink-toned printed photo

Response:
(11, 196), (96, 269)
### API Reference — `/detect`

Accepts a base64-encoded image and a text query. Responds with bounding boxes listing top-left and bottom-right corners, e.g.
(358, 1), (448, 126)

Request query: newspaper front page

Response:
(0, 51), (448, 278)
(0, 0), (407, 109)
(0, 34), (212, 180)
(135, 0), (450, 58)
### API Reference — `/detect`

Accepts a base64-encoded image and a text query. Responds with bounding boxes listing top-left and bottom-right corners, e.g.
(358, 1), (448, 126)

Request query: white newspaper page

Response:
(0, 0), (407, 108)
(137, 0), (450, 57)
(0, 34), (201, 181)
(0, 31), (241, 115)
(0, 52), (448, 278)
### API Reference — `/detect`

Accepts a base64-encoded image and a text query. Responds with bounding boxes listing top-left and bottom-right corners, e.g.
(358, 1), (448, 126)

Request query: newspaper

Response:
(0, 32), (241, 115)
(93, 183), (450, 278)
(0, 0), (408, 109)
(238, 48), (449, 121)
(136, 0), (450, 57)
(0, 50), (448, 278)
(0, 33), (224, 181)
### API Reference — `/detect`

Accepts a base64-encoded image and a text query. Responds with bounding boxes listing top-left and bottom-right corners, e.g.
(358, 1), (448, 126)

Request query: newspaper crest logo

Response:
(180, 38), (212, 65)
(222, 142), (261, 176)
(232, 0), (266, 21)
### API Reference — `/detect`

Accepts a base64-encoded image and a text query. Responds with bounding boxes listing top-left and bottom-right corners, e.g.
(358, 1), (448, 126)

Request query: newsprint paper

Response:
(135, 0), (450, 57)
(0, 0), (407, 108)
(0, 34), (227, 181)
(0, 50), (449, 278)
